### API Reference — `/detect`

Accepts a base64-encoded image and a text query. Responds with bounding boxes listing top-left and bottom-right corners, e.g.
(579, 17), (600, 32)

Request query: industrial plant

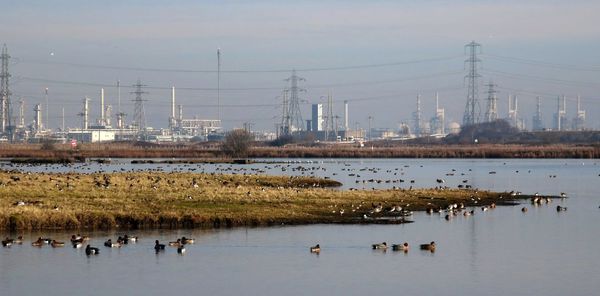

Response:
(0, 41), (591, 145)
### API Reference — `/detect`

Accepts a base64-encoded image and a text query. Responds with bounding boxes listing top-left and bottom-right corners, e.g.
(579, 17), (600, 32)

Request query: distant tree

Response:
(222, 129), (254, 158)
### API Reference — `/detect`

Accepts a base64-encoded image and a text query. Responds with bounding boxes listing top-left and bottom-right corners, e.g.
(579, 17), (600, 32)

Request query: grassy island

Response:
(0, 171), (524, 230)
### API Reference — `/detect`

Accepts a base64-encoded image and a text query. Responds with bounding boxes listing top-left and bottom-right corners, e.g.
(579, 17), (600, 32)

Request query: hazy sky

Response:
(2, 0), (599, 131)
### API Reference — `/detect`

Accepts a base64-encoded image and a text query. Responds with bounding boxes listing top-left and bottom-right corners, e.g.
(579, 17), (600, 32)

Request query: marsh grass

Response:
(0, 171), (512, 230)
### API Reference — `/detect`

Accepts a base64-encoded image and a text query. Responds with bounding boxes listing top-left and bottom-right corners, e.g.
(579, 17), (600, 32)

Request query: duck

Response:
(2, 237), (13, 247)
(372, 242), (388, 250)
(13, 236), (23, 244)
(556, 205), (567, 212)
(31, 237), (44, 247)
(169, 239), (182, 247)
(51, 240), (65, 247)
(85, 245), (100, 255)
(72, 241), (83, 248)
(420, 241), (436, 251)
(124, 235), (138, 243)
(104, 239), (121, 248)
(177, 245), (186, 254)
(154, 240), (166, 252)
(392, 242), (409, 252)
(181, 237), (195, 244)
(310, 244), (321, 253)
(521, 207), (528, 213)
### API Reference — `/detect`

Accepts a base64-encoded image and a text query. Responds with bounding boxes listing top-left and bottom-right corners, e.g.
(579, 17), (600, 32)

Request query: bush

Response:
(222, 129), (254, 158)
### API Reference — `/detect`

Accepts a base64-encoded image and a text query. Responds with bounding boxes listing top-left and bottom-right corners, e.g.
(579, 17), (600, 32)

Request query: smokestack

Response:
(171, 86), (176, 120)
(344, 100), (348, 131)
(34, 104), (42, 131)
(178, 104), (183, 122)
(83, 97), (89, 130)
(101, 88), (105, 126)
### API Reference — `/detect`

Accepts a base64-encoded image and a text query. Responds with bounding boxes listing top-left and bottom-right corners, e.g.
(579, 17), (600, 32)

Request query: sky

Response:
(1, 0), (600, 132)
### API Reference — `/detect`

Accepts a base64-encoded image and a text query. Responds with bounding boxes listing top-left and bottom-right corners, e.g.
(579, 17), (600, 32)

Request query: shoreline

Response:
(0, 170), (541, 231)
(0, 143), (598, 162)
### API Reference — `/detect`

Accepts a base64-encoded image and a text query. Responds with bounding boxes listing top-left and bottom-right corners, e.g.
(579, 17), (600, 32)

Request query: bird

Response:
(104, 239), (121, 248)
(154, 240), (166, 252)
(556, 205), (567, 212)
(310, 244), (321, 253)
(177, 245), (186, 254)
(2, 237), (13, 247)
(392, 242), (409, 252)
(31, 237), (44, 247)
(51, 240), (65, 247)
(85, 245), (100, 255)
(521, 207), (528, 213)
(169, 239), (182, 246)
(420, 241), (436, 252)
(181, 237), (195, 244)
(372, 242), (388, 250)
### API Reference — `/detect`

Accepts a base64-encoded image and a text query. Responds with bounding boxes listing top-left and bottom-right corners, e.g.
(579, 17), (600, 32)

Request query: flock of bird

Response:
(308, 241), (435, 254)
(1, 234), (196, 256)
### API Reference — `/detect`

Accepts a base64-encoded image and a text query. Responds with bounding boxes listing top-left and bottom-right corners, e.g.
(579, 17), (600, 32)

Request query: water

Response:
(1, 159), (599, 295)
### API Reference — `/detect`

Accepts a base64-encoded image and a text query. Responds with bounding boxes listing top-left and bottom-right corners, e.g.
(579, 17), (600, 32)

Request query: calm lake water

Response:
(1, 159), (599, 296)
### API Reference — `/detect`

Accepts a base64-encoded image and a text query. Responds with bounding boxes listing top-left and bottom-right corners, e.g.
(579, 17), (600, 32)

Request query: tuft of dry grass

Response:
(0, 170), (517, 230)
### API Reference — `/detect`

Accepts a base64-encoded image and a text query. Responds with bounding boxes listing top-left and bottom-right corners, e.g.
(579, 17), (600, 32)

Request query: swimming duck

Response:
(181, 237), (195, 244)
(310, 244), (321, 253)
(177, 245), (186, 254)
(392, 242), (409, 252)
(521, 207), (528, 213)
(51, 240), (65, 247)
(104, 239), (121, 248)
(85, 245), (100, 255)
(154, 240), (166, 252)
(31, 237), (44, 247)
(72, 241), (83, 248)
(124, 235), (138, 242)
(169, 239), (182, 246)
(556, 205), (567, 212)
(372, 242), (388, 250)
(420, 241), (436, 251)
(2, 237), (13, 247)
(13, 236), (23, 244)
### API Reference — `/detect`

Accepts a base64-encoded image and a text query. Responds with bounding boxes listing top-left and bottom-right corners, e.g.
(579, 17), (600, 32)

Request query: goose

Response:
(177, 245), (186, 254)
(372, 242), (388, 250)
(420, 241), (436, 251)
(310, 244), (321, 253)
(51, 240), (65, 247)
(154, 240), (166, 252)
(392, 242), (409, 252)
(85, 245), (100, 255)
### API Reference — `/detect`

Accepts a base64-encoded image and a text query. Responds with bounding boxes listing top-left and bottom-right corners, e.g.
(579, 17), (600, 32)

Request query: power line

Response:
(15, 55), (463, 73)
(483, 53), (600, 72)
(481, 68), (598, 88)
(16, 70), (462, 91)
